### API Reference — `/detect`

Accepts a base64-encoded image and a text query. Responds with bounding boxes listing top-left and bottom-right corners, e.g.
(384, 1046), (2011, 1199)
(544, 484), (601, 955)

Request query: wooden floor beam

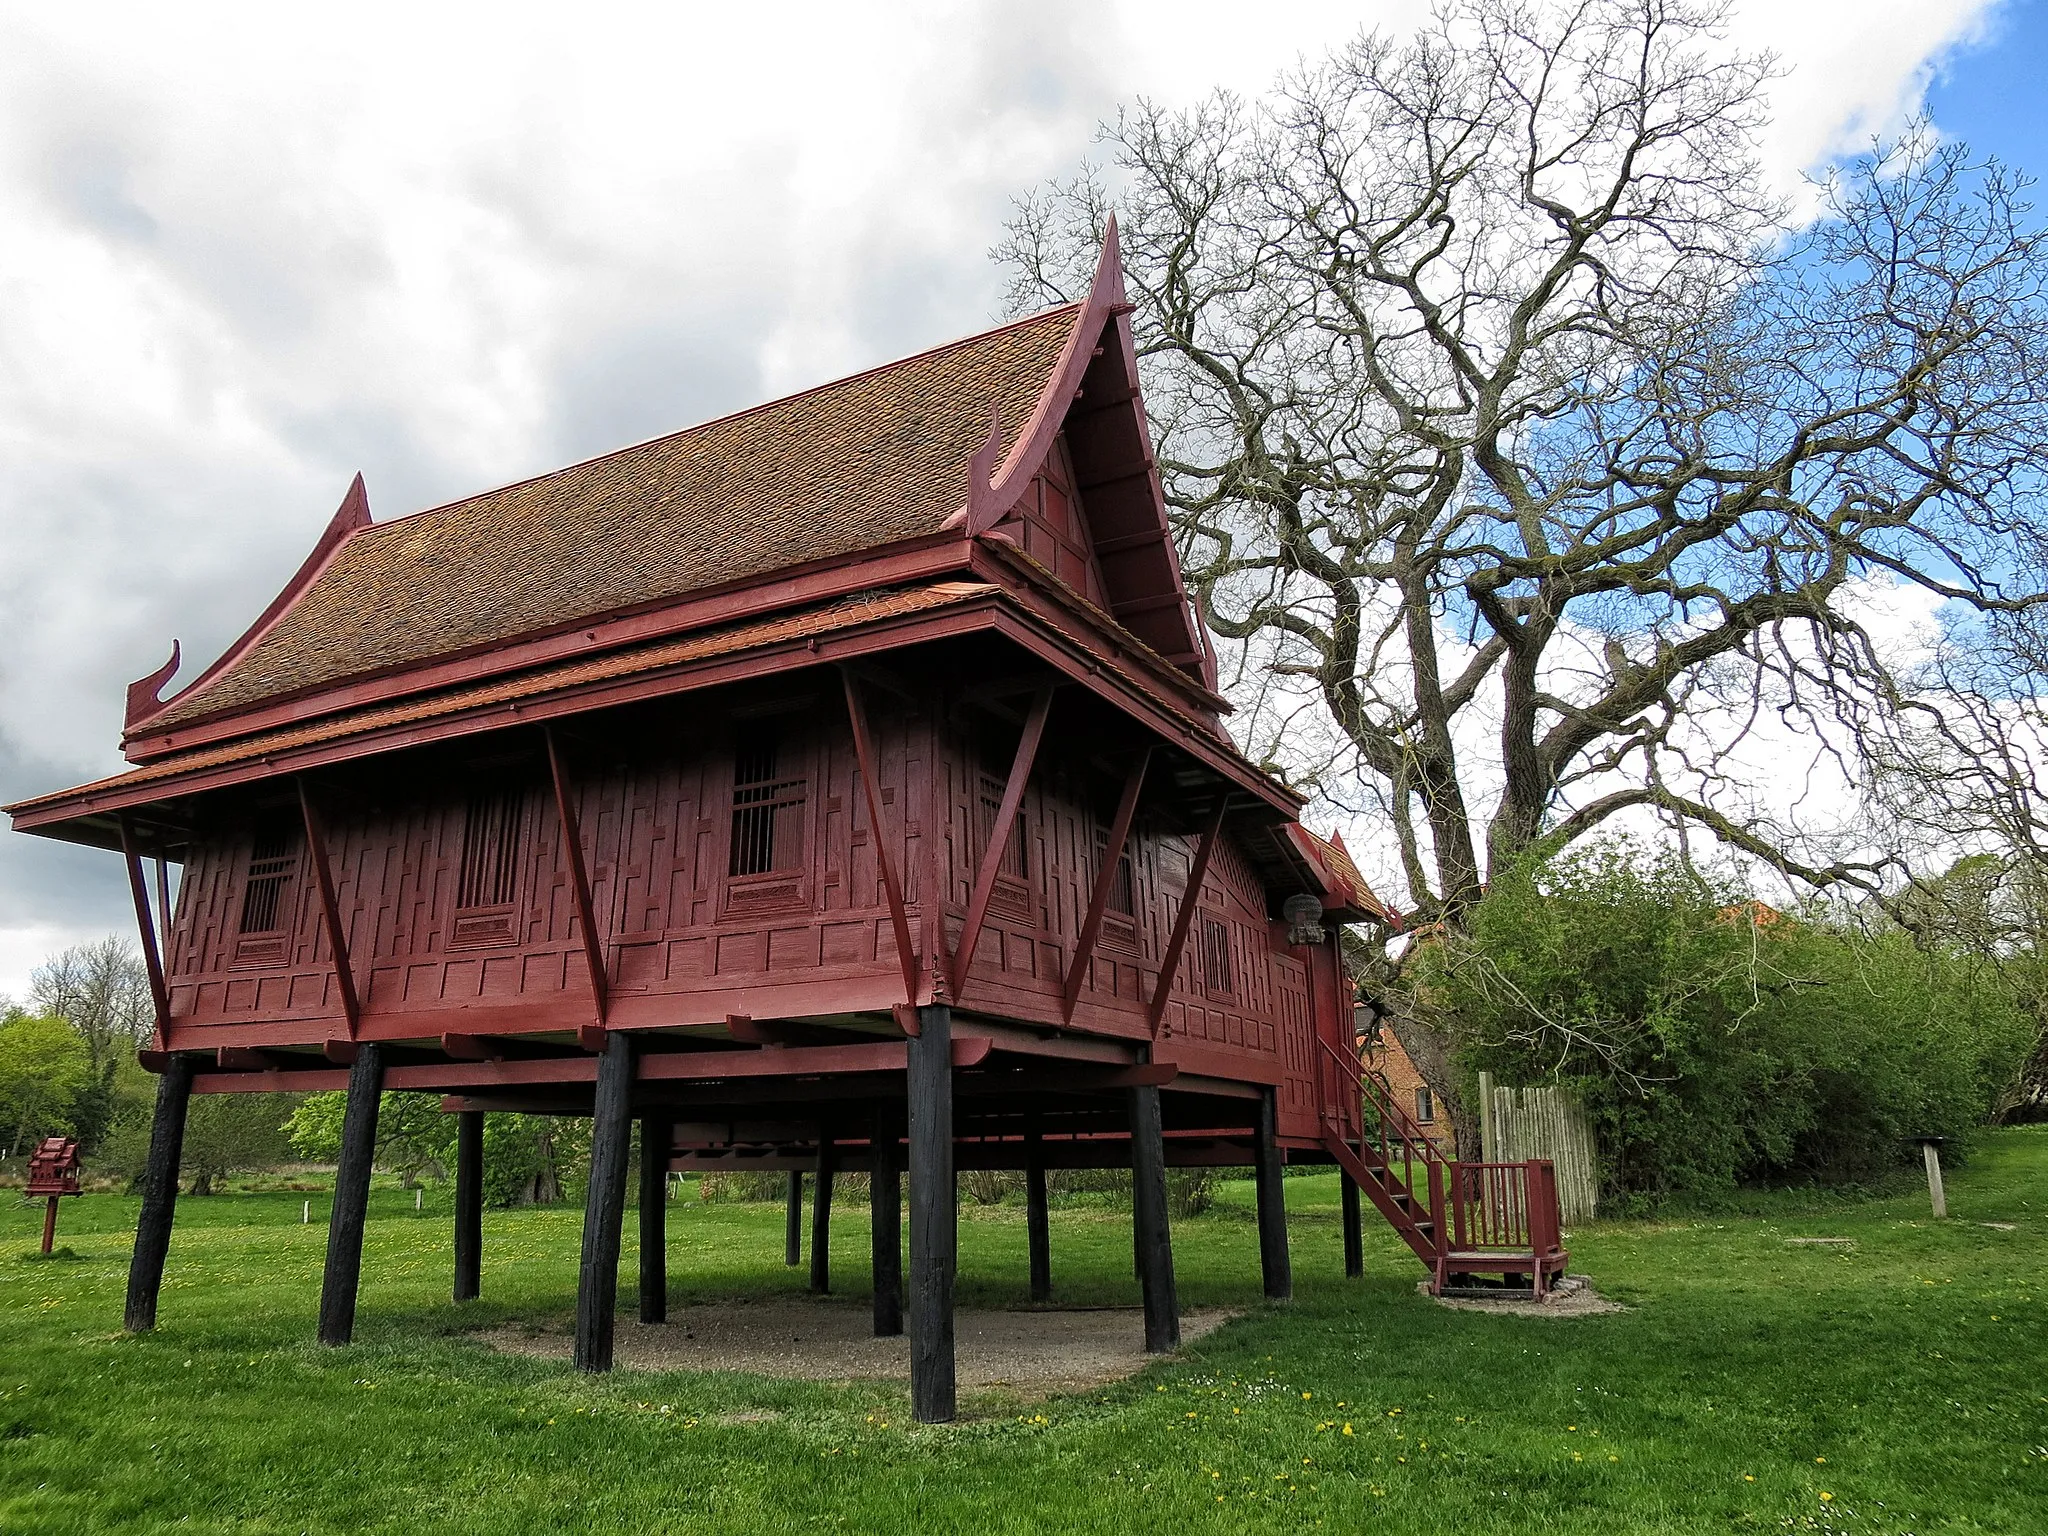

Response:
(124, 1052), (195, 1332)
(908, 1002), (956, 1423)
(318, 1043), (387, 1345)
(573, 1033), (634, 1371)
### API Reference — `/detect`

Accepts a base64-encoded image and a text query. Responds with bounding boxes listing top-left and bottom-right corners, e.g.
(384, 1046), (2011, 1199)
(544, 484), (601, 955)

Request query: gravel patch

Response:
(484, 1300), (1238, 1393)
(1424, 1275), (1624, 1317)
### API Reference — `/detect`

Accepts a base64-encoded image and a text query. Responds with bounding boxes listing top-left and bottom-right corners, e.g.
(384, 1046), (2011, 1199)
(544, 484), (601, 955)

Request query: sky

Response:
(0, 0), (2039, 999)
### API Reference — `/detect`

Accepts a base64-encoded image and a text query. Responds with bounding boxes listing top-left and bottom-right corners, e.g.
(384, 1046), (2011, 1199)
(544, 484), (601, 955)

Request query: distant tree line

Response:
(4, 938), (585, 1203)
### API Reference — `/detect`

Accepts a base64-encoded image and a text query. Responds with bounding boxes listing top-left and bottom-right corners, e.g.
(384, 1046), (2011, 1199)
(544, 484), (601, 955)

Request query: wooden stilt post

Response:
(785, 1172), (804, 1267)
(1130, 1082), (1180, 1353)
(871, 1103), (902, 1337)
(453, 1109), (483, 1303)
(1025, 1125), (1051, 1303)
(809, 1134), (835, 1296)
(1340, 1170), (1364, 1278)
(318, 1043), (386, 1346)
(1254, 1087), (1292, 1302)
(574, 1033), (635, 1372)
(639, 1113), (670, 1324)
(908, 1002), (956, 1423)
(124, 1052), (194, 1332)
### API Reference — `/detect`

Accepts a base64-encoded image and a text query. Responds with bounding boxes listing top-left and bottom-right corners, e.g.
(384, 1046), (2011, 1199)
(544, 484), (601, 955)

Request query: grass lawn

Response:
(1, 1130), (2042, 1534)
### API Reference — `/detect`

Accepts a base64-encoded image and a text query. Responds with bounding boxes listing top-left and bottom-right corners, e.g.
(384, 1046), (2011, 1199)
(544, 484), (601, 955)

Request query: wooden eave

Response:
(119, 532), (981, 764)
(8, 580), (1300, 851)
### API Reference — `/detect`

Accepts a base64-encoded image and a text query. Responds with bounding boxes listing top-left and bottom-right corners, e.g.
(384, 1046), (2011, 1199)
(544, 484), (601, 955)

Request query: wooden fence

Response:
(1477, 1072), (1599, 1223)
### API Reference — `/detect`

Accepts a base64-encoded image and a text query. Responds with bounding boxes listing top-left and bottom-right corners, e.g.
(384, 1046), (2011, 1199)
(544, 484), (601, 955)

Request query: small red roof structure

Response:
(26, 1137), (81, 1198)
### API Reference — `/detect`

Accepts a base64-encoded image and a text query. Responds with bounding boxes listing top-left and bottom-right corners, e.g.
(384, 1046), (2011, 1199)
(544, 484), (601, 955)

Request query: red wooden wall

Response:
(162, 687), (1333, 1134)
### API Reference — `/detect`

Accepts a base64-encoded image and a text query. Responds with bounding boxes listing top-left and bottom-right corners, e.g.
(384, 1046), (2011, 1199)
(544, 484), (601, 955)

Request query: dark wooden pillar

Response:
(908, 1002), (956, 1423)
(1341, 1171), (1364, 1278)
(1130, 1083), (1180, 1354)
(453, 1110), (483, 1303)
(318, 1043), (387, 1346)
(809, 1135), (835, 1295)
(1025, 1127), (1051, 1303)
(639, 1113), (670, 1325)
(1254, 1088), (1292, 1302)
(784, 1172), (803, 1267)
(124, 1053), (195, 1332)
(574, 1033), (635, 1372)
(870, 1104), (902, 1337)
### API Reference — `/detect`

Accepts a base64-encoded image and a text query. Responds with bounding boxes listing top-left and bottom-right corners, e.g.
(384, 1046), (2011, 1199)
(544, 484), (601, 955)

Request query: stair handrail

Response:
(1318, 1036), (1447, 1165)
(1317, 1036), (1447, 1241)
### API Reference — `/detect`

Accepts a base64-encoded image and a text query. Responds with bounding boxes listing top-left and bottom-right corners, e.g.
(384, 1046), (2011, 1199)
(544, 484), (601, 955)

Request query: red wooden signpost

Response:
(6, 225), (1561, 1419)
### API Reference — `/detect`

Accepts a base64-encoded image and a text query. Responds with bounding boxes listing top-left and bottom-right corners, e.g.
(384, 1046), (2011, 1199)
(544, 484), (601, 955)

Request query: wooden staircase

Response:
(1317, 1039), (1569, 1297)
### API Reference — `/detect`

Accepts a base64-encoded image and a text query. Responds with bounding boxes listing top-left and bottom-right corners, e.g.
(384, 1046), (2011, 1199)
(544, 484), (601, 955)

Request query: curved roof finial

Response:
(125, 641), (182, 730)
(963, 411), (1005, 536)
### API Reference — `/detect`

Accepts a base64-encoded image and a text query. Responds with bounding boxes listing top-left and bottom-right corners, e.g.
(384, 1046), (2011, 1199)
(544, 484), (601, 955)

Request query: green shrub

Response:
(1423, 839), (2037, 1202)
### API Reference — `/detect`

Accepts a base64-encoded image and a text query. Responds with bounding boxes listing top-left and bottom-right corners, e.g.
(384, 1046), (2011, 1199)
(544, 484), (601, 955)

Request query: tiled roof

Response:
(10, 584), (998, 815)
(1288, 825), (1396, 926)
(148, 305), (1082, 731)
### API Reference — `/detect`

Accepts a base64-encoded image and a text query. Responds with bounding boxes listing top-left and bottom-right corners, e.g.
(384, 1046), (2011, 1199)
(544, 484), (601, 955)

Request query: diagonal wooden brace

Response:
(951, 685), (1053, 996)
(298, 779), (362, 1038)
(841, 667), (919, 1004)
(117, 813), (171, 1052)
(545, 727), (609, 1030)
(1062, 746), (1151, 1022)
(1147, 796), (1229, 1036)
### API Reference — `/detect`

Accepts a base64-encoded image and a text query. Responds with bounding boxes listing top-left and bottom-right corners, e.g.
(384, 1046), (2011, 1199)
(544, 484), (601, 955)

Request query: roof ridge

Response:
(348, 301), (1085, 545)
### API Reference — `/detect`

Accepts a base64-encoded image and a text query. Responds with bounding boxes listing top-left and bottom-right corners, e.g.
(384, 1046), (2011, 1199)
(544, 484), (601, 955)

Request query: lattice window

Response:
(1093, 826), (1135, 916)
(1414, 1086), (1436, 1124)
(237, 815), (300, 935)
(976, 772), (1028, 880)
(1200, 915), (1233, 995)
(457, 787), (524, 909)
(729, 722), (807, 877)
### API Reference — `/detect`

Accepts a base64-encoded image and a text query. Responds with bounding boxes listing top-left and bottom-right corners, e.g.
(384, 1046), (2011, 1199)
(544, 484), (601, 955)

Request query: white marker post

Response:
(303, 1200), (310, 1224)
(1918, 1137), (1948, 1219)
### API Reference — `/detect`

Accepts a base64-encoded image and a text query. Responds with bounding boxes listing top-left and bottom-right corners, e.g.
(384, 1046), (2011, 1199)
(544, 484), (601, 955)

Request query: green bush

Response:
(1422, 839), (2038, 1203)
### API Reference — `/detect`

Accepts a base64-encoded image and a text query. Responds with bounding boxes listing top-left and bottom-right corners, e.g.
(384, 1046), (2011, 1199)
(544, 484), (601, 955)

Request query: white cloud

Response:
(0, 0), (1999, 993)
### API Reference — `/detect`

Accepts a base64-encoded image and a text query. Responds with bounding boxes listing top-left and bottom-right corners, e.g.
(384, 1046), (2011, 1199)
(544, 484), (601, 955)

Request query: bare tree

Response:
(31, 936), (154, 1069)
(1000, 0), (2048, 1147)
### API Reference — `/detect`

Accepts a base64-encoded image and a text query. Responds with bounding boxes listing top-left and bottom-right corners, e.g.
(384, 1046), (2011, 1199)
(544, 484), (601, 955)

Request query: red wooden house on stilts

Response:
(8, 225), (1564, 1421)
